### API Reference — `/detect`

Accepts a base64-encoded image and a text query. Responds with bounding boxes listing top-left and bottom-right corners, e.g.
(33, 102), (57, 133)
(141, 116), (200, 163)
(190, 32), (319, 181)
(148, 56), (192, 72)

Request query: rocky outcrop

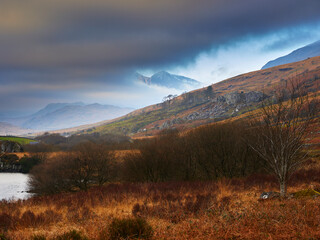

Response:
(156, 91), (266, 130)
(0, 141), (23, 153)
(159, 118), (184, 130)
(183, 91), (265, 122)
(184, 102), (230, 121)
(217, 91), (264, 105)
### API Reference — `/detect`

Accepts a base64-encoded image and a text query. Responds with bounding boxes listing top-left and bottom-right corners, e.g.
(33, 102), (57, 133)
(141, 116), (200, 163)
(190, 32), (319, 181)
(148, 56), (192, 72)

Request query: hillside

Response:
(83, 56), (320, 137)
(0, 136), (36, 145)
(262, 40), (320, 69)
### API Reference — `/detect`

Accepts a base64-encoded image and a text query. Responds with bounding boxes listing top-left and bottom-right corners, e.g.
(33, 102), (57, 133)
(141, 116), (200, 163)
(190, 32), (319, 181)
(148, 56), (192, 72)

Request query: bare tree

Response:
(247, 79), (319, 197)
(75, 142), (115, 186)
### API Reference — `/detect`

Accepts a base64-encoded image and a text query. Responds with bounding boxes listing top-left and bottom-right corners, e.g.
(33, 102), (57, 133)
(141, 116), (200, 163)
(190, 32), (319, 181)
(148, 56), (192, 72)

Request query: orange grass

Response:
(1, 162), (320, 240)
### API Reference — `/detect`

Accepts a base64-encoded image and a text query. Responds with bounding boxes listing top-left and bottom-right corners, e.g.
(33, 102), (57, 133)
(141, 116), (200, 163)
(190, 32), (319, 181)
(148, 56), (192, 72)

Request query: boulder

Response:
(224, 91), (245, 105)
(245, 91), (264, 103)
(0, 141), (23, 153)
(259, 192), (280, 200)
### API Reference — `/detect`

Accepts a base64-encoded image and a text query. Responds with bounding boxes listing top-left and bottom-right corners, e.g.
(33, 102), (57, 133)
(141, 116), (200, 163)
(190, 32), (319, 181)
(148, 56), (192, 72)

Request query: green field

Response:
(0, 136), (37, 145)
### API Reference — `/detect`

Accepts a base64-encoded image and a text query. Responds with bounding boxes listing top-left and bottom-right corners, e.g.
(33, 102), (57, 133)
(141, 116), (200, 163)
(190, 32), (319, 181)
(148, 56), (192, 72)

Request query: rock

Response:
(216, 95), (226, 103)
(161, 90), (266, 127)
(159, 120), (172, 130)
(259, 192), (280, 200)
(245, 91), (264, 103)
(224, 91), (245, 105)
(0, 141), (23, 153)
(159, 118), (185, 130)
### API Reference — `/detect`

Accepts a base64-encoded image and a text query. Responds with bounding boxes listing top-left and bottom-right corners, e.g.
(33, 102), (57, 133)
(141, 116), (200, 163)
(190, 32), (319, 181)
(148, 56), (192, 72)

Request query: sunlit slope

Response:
(0, 136), (36, 145)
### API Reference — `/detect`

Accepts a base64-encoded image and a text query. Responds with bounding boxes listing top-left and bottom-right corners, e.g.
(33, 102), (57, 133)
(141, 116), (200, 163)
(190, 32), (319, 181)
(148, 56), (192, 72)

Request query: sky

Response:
(1, 0), (320, 117)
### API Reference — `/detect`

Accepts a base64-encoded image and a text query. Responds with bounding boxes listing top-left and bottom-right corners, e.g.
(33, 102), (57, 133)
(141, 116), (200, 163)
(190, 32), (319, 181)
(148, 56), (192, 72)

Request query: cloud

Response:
(171, 27), (320, 85)
(1, 0), (320, 72)
(1, 0), (320, 114)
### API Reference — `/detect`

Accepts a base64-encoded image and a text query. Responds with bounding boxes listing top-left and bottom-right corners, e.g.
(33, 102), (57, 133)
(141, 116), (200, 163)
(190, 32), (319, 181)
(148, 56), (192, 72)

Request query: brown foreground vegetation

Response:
(1, 162), (320, 239)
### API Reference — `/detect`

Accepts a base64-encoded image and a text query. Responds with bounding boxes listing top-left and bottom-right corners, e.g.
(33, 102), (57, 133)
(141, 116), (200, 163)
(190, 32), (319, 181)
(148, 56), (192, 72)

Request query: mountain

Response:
(29, 102), (85, 119)
(22, 103), (134, 131)
(262, 40), (320, 69)
(2, 103), (134, 131)
(81, 56), (320, 137)
(136, 71), (201, 89)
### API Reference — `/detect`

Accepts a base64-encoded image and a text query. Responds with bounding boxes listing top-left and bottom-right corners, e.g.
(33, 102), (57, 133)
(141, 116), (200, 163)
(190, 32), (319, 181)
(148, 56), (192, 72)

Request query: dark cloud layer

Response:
(1, 0), (320, 113)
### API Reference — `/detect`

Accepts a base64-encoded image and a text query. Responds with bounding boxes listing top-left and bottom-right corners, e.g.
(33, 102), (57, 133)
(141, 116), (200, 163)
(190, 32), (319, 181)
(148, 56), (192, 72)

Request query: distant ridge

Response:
(262, 40), (320, 69)
(136, 71), (201, 90)
(1, 103), (134, 132)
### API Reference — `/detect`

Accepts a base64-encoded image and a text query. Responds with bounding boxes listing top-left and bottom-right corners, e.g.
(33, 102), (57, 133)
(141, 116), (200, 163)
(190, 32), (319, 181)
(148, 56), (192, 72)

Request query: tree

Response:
(123, 131), (177, 182)
(187, 122), (262, 180)
(206, 85), (213, 99)
(75, 142), (115, 186)
(162, 94), (177, 108)
(247, 80), (319, 197)
(29, 142), (116, 194)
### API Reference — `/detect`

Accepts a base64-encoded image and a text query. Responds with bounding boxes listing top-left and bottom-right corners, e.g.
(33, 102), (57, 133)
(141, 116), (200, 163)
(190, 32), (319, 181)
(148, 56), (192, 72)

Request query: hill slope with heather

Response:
(82, 56), (320, 137)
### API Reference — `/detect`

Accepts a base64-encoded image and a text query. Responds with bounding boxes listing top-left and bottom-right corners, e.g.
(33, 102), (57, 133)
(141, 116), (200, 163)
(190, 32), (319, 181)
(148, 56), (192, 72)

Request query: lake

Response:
(0, 173), (32, 201)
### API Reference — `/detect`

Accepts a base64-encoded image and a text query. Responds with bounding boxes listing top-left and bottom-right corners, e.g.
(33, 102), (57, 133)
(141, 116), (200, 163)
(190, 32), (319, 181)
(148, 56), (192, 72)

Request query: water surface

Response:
(0, 173), (31, 200)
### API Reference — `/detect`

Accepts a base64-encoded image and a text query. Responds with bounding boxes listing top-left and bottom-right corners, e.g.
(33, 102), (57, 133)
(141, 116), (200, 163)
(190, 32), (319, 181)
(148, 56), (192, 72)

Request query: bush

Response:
(0, 213), (15, 231)
(107, 217), (153, 240)
(123, 122), (265, 182)
(19, 153), (47, 173)
(32, 235), (46, 240)
(0, 233), (9, 240)
(29, 143), (116, 194)
(55, 230), (88, 240)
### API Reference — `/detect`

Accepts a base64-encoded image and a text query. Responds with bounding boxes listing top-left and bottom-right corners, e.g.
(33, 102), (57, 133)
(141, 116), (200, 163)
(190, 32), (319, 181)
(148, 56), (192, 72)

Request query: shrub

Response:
(293, 189), (320, 198)
(32, 235), (46, 240)
(108, 217), (153, 240)
(0, 233), (9, 240)
(0, 213), (15, 231)
(55, 230), (88, 240)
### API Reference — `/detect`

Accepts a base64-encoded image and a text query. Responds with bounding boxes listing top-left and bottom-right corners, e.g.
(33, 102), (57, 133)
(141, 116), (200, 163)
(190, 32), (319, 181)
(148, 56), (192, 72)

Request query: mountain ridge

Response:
(262, 40), (320, 69)
(1, 102), (134, 132)
(136, 71), (201, 90)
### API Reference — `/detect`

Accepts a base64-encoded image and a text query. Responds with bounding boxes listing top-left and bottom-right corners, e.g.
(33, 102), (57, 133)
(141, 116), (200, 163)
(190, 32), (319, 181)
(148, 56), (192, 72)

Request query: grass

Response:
(92, 101), (205, 136)
(1, 161), (320, 239)
(0, 136), (36, 145)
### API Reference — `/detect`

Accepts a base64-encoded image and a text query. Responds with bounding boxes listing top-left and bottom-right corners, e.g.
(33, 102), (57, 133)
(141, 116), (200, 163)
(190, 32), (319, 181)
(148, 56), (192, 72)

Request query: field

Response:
(0, 136), (36, 145)
(1, 161), (320, 240)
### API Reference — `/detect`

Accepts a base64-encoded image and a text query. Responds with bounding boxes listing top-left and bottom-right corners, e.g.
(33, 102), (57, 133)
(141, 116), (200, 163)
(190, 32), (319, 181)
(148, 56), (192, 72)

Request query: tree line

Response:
(29, 121), (267, 194)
